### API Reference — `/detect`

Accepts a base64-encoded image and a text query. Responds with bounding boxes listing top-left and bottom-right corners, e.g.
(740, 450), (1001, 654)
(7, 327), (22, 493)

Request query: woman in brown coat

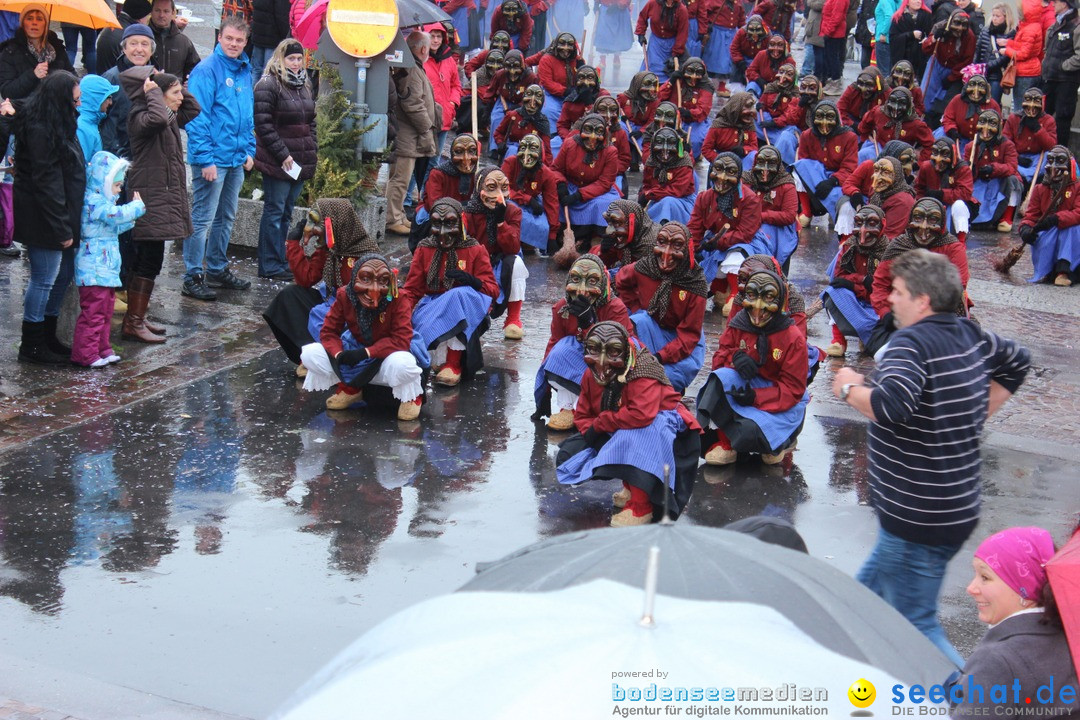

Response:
(119, 65), (201, 341)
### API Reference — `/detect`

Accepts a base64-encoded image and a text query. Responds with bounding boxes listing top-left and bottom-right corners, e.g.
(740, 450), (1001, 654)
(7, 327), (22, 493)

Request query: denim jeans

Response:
(250, 45), (273, 85)
(801, 44), (816, 76)
(857, 526), (965, 667)
(257, 175), (305, 276)
(62, 25), (97, 72)
(875, 41), (891, 75)
(24, 245), (74, 322)
(1011, 75), (1039, 113)
(184, 165), (245, 281)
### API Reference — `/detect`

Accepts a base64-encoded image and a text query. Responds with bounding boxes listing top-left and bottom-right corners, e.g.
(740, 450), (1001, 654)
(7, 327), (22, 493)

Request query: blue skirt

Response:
(556, 408), (686, 487)
(696, 367), (809, 453)
(646, 193), (697, 224)
(1018, 152), (1042, 183)
(686, 118), (708, 158)
(773, 125), (799, 166)
(921, 57), (951, 112)
(742, 150), (756, 172)
(643, 33), (676, 83)
(306, 286), (335, 340)
(489, 102), (507, 152)
(566, 181), (621, 226)
(760, 221), (799, 267)
(336, 329), (432, 385)
(699, 229), (774, 284)
(857, 139), (878, 163)
(746, 80), (764, 97)
(686, 18), (701, 58)
(513, 199), (550, 250)
(550, 134), (563, 159)
(411, 286), (493, 349)
(549, 0), (586, 42)
(631, 310), (704, 392)
(793, 158), (843, 219)
(822, 285), (878, 344)
(541, 95), (563, 140)
(971, 177), (1004, 224)
(702, 26), (737, 75)
(595, 4), (633, 53)
(534, 335), (587, 408)
(1030, 225), (1080, 282)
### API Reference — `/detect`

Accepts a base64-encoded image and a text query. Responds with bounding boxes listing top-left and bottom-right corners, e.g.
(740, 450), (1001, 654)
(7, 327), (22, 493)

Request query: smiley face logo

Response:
(848, 679), (875, 709)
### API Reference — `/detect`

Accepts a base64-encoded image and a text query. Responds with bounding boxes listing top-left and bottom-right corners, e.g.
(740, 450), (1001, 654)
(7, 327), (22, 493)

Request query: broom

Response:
(553, 207), (580, 268)
(993, 152), (1045, 275)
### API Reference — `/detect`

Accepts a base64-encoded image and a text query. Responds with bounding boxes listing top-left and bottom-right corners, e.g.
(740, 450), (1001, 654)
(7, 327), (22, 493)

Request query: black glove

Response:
(1021, 115), (1042, 132)
(830, 277), (856, 291)
(1034, 213), (1058, 232)
(799, 94), (813, 107)
(445, 267), (483, 290)
(814, 176), (838, 199)
(631, 128), (643, 141)
(849, 192), (865, 210)
(735, 59), (747, 73)
(729, 384), (756, 406)
(557, 181), (570, 203)
(945, 128), (960, 140)
(600, 234), (618, 251)
(527, 197), (544, 216)
(491, 202), (507, 224)
(583, 426), (610, 449)
(732, 350), (758, 381)
(925, 188), (944, 202)
(977, 165), (994, 179)
(566, 294), (598, 328)
(863, 271), (875, 297)
(700, 233), (718, 252)
(336, 348), (368, 365)
(637, 34), (647, 47)
(698, 33), (707, 45)
(1018, 155), (1034, 168)
(730, 145), (746, 159)
(1019, 224), (1037, 244)
(679, 107), (693, 123)
(931, 20), (946, 39)
(563, 190), (582, 207)
(489, 146), (503, 162)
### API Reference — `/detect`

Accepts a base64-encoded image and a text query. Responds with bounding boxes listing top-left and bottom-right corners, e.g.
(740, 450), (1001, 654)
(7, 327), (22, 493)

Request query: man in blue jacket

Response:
(182, 15), (254, 300)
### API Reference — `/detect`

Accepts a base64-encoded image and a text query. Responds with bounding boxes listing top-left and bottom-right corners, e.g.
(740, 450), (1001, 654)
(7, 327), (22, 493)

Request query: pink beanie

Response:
(974, 527), (1057, 602)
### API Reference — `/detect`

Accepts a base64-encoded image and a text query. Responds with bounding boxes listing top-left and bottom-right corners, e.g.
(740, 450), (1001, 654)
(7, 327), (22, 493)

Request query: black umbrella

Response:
(396, 0), (450, 27)
(461, 523), (958, 687)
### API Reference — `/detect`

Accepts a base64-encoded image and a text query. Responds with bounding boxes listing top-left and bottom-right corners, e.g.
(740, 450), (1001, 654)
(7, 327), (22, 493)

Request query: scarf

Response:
(838, 210), (889, 277)
(27, 36), (55, 65)
(762, 62), (798, 101)
(544, 33), (580, 88)
(609, 198), (659, 266)
(318, 198), (379, 292)
(741, 157), (794, 193)
(344, 252), (393, 346)
(433, 152), (476, 199)
(463, 167), (503, 253)
(634, 231), (709, 322)
(419, 220), (480, 293)
(645, 137), (695, 187)
(868, 156), (915, 206)
(711, 91), (756, 131)
(881, 229), (958, 261)
(712, 152), (743, 217)
(285, 67), (308, 88)
(518, 105), (551, 137)
(574, 112), (607, 166)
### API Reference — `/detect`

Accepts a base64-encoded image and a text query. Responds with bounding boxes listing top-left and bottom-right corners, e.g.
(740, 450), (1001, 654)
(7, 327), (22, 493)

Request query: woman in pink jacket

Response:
(1002, 0), (1044, 112)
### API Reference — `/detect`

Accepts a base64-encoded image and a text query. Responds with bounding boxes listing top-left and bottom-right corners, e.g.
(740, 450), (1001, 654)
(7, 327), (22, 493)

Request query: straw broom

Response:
(993, 152), (1046, 274)
(553, 207), (580, 268)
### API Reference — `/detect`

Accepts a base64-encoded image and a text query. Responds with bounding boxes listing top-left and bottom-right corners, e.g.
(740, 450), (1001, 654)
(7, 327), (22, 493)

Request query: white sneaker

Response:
(90, 357), (110, 368)
(104, 354), (122, 364)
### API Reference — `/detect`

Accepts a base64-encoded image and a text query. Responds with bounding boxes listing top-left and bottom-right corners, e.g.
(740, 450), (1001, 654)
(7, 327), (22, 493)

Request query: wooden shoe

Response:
(798, 214), (811, 228)
(761, 447), (789, 465)
(610, 508), (652, 527)
(546, 408), (575, 431)
(721, 296), (734, 317)
(1054, 273), (1072, 287)
(503, 321), (524, 340)
(825, 341), (846, 357)
(113, 294), (128, 314)
(997, 220), (1013, 233)
(397, 397), (422, 421)
(704, 445), (737, 465)
(435, 366), (462, 386)
(326, 389), (363, 410)
(295, 363), (308, 378)
(612, 487), (631, 509)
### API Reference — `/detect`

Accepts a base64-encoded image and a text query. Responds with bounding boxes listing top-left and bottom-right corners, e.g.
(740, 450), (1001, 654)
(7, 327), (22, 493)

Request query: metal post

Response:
(356, 56), (388, 153)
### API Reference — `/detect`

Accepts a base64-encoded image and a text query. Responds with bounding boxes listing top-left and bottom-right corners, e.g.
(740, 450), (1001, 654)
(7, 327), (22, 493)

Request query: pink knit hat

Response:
(974, 527), (1057, 602)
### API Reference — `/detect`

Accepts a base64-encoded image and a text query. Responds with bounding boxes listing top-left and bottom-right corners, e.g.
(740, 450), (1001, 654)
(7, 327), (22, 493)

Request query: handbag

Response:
(1001, 60), (1018, 89)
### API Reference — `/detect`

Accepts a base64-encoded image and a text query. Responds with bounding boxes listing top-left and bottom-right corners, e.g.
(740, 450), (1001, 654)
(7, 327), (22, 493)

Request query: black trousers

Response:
(1043, 80), (1080, 147)
(132, 241), (165, 281)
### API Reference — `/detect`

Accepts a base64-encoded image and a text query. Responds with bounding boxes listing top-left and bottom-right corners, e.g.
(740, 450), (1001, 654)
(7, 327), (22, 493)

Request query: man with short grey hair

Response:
(832, 248), (1031, 667)
(385, 31), (439, 236)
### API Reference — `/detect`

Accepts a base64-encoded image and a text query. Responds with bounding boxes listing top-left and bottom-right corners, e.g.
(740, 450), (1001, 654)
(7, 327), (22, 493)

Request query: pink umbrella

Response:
(294, 0), (328, 50)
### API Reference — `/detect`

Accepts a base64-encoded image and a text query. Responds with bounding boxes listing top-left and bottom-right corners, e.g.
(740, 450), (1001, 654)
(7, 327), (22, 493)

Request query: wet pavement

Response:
(0, 17), (1078, 720)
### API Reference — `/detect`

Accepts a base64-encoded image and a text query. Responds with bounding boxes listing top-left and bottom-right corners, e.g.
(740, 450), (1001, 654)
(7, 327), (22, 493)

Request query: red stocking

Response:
(798, 191), (812, 218)
(625, 484), (652, 517)
(445, 348), (463, 373)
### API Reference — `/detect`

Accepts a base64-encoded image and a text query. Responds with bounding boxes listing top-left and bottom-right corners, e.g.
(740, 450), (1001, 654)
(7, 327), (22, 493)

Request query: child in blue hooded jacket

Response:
(76, 74), (119, 162)
(72, 151), (145, 368)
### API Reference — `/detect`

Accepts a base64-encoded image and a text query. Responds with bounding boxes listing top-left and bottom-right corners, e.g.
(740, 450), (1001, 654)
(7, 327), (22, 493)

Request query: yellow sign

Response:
(326, 0), (398, 58)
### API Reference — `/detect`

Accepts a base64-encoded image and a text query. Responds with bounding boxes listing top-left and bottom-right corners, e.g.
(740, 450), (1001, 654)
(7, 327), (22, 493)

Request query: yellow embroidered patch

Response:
(772, 348), (782, 360)
(458, 259), (466, 269)
(347, 258), (355, 268)
(678, 290), (687, 301)
(531, 181), (537, 190)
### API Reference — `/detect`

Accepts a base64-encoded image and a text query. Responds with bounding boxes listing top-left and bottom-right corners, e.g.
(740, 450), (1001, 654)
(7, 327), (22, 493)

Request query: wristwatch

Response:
(840, 383), (857, 401)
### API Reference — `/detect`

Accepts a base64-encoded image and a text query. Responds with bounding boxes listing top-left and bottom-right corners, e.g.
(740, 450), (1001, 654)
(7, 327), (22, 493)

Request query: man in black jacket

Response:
(149, 0), (200, 83)
(1043, 0), (1080, 146)
(249, 0), (289, 84)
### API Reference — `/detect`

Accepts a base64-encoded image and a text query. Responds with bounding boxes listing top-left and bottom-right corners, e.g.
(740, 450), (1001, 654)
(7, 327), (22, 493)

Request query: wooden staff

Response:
(674, 57), (683, 130)
(471, 71), (479, 146)
(759, 109), (770, 145)
(871, 131), (879, 155)
(1021, 151), (1045, 213)
(994, 151), (1046, 274)
(967, 135), (977, 168)
(622, 119), (644, 158)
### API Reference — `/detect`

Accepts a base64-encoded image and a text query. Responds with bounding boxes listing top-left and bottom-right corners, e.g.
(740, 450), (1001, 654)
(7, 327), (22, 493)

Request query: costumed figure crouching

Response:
(1004, 87), (1057, 184)
(837, 142), (917, 238)
(1017, 145), (1080, 287)
(914, 138), (975, 244)
(411, 133), (480, 249)
(555, 321), (702, 526)
(639, 127), (697, 225)
(822, 204), (890, 357)
(491, 82), (553, 162)
(617, 71), (661, 171)
(968, 109), (1022, 233)
(552, 112), (622, 249)
(855, 87), (934, 164)
(701, 91), (758, 167)
(792, 99), (859, 228)
(657, 56), (713, 158)
(502, 132), (561, 254)
(743, 145), (799, 273)
(590, 198), (660, 279)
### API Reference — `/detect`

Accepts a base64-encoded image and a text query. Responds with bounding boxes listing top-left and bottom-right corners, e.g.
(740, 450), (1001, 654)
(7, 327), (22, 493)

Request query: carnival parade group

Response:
(263, 0), (1080, 528)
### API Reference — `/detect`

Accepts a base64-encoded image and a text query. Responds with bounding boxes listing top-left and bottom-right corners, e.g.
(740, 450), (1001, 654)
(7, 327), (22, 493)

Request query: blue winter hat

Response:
(121, 22), (154, 43)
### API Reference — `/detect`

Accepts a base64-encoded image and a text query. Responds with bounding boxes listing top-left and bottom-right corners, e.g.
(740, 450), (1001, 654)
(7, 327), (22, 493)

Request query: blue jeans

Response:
(257, 175), (304, 276)
(1011, 75), (1039, 113)
(184, 165), (244, 281)
(875, 41), (891, 75)
(801, 44), (816, 76)
(250, 45), (273, 85)
(857, 526), (965, 667)
(24, 245), (74, 322)
(62, 25), (97, 72)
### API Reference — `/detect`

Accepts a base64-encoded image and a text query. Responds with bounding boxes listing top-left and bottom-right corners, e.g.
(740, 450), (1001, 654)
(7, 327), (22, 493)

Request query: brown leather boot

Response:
(123, 277), (166, 344)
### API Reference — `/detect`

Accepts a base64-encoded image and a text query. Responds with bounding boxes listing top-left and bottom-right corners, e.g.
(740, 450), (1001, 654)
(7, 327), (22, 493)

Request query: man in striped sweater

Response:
(831, 249), (1031, 667)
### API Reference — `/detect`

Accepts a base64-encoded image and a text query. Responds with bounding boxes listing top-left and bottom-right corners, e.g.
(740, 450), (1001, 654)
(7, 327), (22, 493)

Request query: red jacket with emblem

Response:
(617, 92), (660, 128)
(400, 243), (500, 309)
(756, 182), (799, 226)
(537, 53), (580, 98)
(491, 7), (533, 50)
(658, 81), (713, 124)
(729, 27), (767, 65)
(745, 50), (795, 84)
(797, 129), (860, 183)
(503, 154), (562, 235)
(688, 186), (763, 250)
(493, 109), (554, 158)
(1019, 182), (1080, 231)
(422, 167), (473, 211)
(635, 0), (690, 54)
(700, 0), (745, 27)
(552, 140), (620, 201)
(701, 125), (758, 163)
(464, 202), (524, 257)
(921, 30), (976, 80)
(710, 321), (807, 412)
(914, 160), (974, 204)
(1003, 113), (1057, 155)
(837, 86), (884, 128)
(870, 240), (969, 315)
(320, 290), (413, 359)
(941, 96), (1001, 140)
(574, 372), (700, 434)
(856, 106), (935, 158)
(640, 163), (696, 203)
(545, 296), (634, 357)
(616, 263), (707, 364)
(971, 138), (1019, 179)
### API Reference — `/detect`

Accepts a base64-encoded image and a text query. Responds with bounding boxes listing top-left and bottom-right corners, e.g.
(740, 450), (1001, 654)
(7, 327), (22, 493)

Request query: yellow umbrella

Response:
(0, 0), (120, 29)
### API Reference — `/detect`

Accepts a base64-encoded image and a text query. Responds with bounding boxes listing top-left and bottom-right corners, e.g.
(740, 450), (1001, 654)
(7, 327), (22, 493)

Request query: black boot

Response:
(18, 321), (69, 365)
(42, 315), (71, 357)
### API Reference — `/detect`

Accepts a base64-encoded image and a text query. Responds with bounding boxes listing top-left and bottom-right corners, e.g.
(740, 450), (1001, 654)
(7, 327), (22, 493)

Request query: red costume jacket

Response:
(729, 28), (767, 66)
(488, 68), (537, 107)
(759, 91), (794, 122)
(745, 50), (795, 84)
(545, 297), (634, 357)
(464, 202), (524, 257)
(711, 321), (807, 412)
(493, 110), (554, 158)
(856, 106), (935, 158)
(635, 0), (690, 55)
(870, 241), (969, 315)
(829, 247), (875, 303)
(321, 290), (413, 359)
(700, 0), (744, 27)
(941, 96), (1002, 140)
(465, 48), (501, 77)
(751, 0), (794, 39)
(921, 31), (976, 81)
(422, 167), (473, 211)
(883, 85), (926, 115)
(913, 160), (974, 204)
(1003, 113), (1057, 155)
(839, 162), (916, 237)
(537, 53), (580, 98)
(701, 126), (758, 163)
(400, 244), (500, 309)
(1019, 182), (1080, 231)
(286, 241), (352, 289)
(552, 140), (620, 201)
(491, 7), (533, 49)
(503, 154), (562, 235)
(756, 182), (798, 226)
(640, 163), (696, 203)
(658, 81), (713, 124)
(610, 127), (633, 174)
(574, 373), (700, 434)
(775, 98), (811, 130)
(971, 138), (1019, 179)
(617, 92), (660, 128)
(837, 87), (885, 128)
(688, 186), (763, 250)
(615, 264), (707, 364)
(797, 129), (859, 182)
(556, 89), (613, 138)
